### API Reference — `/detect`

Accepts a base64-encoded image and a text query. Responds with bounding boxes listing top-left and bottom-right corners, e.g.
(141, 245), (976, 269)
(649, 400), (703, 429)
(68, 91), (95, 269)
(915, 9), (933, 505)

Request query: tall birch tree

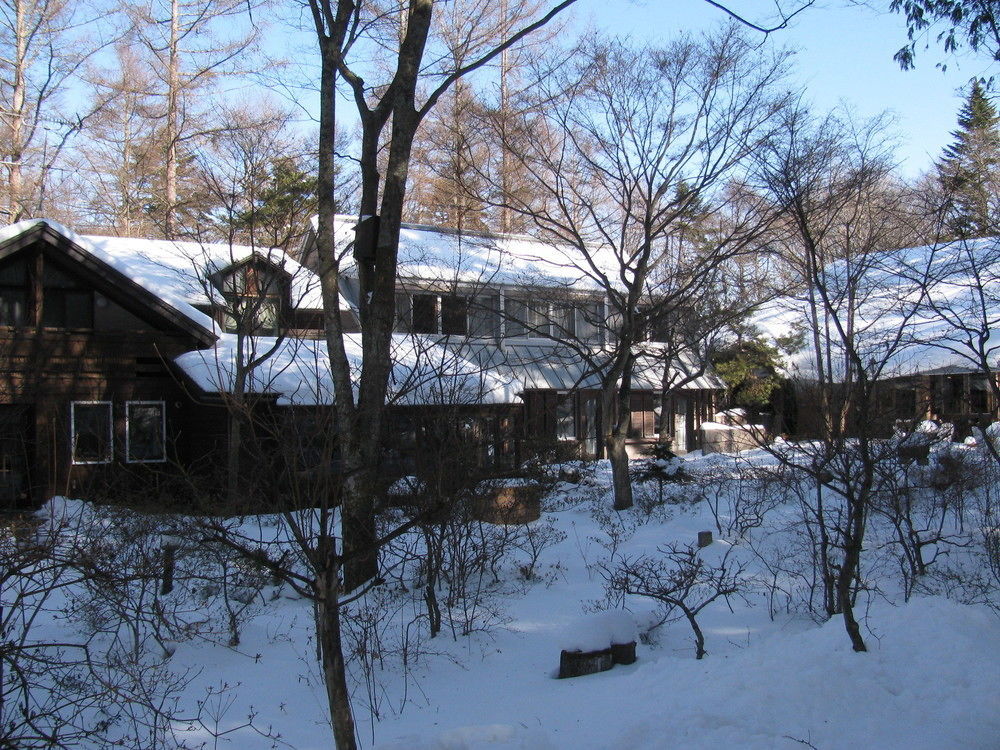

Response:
(124, 0), (266, 238)
(0, 0), (116, 222)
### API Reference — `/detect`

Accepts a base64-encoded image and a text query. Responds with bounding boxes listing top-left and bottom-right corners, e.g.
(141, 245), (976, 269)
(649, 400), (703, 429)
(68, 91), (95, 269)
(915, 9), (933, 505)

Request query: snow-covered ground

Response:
(10, 447), (1000, 749)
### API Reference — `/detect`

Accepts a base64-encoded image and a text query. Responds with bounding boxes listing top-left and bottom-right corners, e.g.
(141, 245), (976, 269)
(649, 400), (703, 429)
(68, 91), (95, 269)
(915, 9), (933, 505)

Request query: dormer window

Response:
(215, 260), (288, 336)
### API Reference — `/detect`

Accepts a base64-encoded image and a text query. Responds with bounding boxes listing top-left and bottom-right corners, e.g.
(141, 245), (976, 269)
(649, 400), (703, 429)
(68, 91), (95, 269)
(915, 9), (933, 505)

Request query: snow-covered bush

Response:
(65, 506), (268, 655)
(630, 444), (691, 513)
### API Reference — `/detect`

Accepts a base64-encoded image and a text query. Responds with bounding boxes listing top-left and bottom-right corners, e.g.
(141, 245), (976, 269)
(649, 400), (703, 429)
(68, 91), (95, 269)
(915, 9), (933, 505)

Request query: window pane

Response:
(65, 291), (94, 328)
(504, 297), (527, 338)
(469, 294), (499, 338)
(253, 266), (281, 296)
(412, 294), (437, 334)
(628, 394), (655, 438)
(394, 292), (412, 332)
(970, 376), (990, 413)
(224, 295), (279, 334)
(72, 403), (112, 463)
(222, 306), (239, 333)
(41, 290), (64, 327)
(43, 289), (93, 328)
(576, 302), (602, 343)
(43, 263), (81, 288)
(128, 403), (165, 462)
(0, 288), (26, 326)
(221, 270), (244, 294)
(526, 301), (548, 336)
(556, 394), (576, 440)
(0, 258), (27, 285)
(441, 295), (468, 336)
(255, 298), (279, 334)
(551, 302), (575, 338)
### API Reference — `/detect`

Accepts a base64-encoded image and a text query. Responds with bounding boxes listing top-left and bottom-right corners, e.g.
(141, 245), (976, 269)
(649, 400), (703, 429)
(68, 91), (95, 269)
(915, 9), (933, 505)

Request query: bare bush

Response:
(609, 543), (749, 659)
(871, 441), (976, 600)
(66, 507), (268, 656)
(698, 463), (785, 540)
(0, 504), (216, 749)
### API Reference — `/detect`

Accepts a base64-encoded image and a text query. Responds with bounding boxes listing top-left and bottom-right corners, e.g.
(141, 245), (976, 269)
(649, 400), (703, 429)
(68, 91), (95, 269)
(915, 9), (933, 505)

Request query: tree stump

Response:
(558, 467), (581, 484)
(558, 648), (614, 679)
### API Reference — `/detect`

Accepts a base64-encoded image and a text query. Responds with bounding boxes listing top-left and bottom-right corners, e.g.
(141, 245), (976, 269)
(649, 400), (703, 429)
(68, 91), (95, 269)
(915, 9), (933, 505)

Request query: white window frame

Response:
(71, 401), (113, 465)
(125, 400), (167, 464)
(501, 293), (606, 343)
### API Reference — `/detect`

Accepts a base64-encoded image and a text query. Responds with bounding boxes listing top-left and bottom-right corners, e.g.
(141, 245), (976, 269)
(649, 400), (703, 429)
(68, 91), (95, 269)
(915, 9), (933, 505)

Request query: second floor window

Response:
(504, 296), (604, 342)
(0, 257), (27, 327)
(399, 292), (498, 337)
(43, 263), (93, 328)
(219, 263), (286, 336)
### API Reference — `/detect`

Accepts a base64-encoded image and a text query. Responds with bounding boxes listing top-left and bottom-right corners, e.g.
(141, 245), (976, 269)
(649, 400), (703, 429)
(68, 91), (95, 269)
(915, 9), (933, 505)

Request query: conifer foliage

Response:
(937, 80), (1000, 238)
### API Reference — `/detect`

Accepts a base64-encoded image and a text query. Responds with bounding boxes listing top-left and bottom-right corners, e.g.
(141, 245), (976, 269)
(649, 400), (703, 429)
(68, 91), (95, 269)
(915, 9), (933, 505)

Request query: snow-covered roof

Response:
(754, 236), (1000, 380)
(0, 219), (330, 336)
(325, 216), (618, 292)
(174, 333), (517, 407)
(174, 334), (722, 406)
(3, 218), (722, 404)
(459, 342), (723, 392)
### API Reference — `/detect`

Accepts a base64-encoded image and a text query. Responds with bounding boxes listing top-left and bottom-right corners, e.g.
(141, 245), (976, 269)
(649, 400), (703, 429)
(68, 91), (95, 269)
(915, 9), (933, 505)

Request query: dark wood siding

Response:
(0, 233), (215, 507)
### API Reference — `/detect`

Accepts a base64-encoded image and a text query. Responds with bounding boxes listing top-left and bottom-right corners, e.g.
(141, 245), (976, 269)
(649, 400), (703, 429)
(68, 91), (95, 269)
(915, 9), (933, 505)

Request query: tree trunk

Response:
(837, 550), (867, 652)
(682, 605), (707, 659)
(164, 0), (181, 238)
(608, 432), (632, 510)
(597, 350), (636, 510)
(7, 0), (27, 221)
(316, 574), (358, 750)
(226, 411), (242, 504)
(838, 484), (868, 652)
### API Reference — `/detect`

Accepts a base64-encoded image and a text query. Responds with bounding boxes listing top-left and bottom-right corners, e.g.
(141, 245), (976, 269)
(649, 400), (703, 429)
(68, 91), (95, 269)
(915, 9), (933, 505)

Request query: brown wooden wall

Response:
(0, 327), (218, 505)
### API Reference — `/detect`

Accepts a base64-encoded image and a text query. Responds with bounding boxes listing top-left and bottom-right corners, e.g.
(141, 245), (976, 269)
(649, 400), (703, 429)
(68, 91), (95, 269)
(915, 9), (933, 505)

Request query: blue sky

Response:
(274, 1), (991, 181)
(573, 0), (989, 178)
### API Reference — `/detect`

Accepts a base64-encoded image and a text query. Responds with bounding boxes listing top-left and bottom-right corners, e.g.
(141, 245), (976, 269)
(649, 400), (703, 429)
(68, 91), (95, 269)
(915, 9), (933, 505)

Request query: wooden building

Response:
(882, 367), (1000, 437)
(0, 218), (724, 509)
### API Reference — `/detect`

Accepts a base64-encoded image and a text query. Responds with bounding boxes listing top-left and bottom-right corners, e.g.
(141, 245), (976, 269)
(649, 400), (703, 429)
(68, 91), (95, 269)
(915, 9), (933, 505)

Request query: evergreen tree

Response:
(937, 80), (1000, 238)
(233, 157), (319, 249)
(712, 337), (784, 412)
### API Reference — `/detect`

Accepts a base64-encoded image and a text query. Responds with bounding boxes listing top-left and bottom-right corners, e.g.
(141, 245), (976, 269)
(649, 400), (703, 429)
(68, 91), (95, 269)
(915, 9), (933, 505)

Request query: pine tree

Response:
(938, 80), (1000, 238)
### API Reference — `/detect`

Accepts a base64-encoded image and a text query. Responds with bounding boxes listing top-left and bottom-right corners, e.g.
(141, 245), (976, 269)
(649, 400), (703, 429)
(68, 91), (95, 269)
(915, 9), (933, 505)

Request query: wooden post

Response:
(161, 542), (178, 595)
(697, 530), (713, 548)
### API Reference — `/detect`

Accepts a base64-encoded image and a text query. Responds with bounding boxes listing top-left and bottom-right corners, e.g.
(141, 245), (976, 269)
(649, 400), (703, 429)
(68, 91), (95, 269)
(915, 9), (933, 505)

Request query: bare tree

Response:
(753, 108), (922, 652)
(0, 0), (120, 222)
(123, 0), (268, 238)
(476, 28), (790, 509)
(404, 0), (564, 231)
(611, 542), (749, 659)
(298, 2), (814, 745)
(74, 43), (162, 235)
